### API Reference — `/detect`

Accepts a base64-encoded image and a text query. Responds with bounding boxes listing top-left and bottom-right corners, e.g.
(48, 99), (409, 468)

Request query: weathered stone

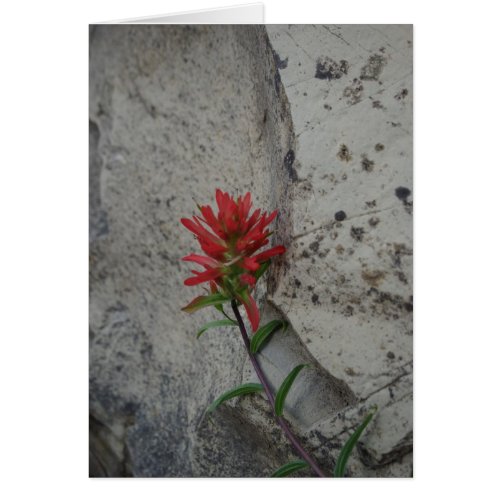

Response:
(267, 24), (413, 476)
(90, 24), (413, 477)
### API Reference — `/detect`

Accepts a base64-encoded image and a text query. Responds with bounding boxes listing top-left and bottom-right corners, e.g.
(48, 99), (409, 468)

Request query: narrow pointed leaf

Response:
(207, 383), (264, 413)
(210, 283), (226, 314)
(255, 260), (270, 280)
(196, 319), (237, 338)
(272, 460), (309, 477)
(274, 364), (308, 417)
(333, 405), (377, 477)
(181, 293), (229, 313)
(250, 320), (288, 353)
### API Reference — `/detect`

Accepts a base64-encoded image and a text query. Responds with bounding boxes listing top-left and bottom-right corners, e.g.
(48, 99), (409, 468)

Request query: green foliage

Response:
(274, 364), (308, 417)
(181, 293), (230, 313)
(255, 260), (270, 280)
(196, 319), (237, 338)
(272, 460), (309, 477)
(333, 406), (378, 477)
(207, 383), (264, 413)
(250, 320), (288, 353)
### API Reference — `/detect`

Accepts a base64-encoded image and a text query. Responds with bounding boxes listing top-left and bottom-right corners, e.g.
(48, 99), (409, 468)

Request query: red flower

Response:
(180, 189), (286, 331)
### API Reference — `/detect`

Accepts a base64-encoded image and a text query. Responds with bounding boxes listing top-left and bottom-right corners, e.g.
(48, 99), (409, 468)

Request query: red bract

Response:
(180, 189), (286, 331)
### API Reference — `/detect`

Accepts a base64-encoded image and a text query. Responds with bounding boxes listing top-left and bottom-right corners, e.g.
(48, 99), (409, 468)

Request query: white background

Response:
(1, 1), (499, 499)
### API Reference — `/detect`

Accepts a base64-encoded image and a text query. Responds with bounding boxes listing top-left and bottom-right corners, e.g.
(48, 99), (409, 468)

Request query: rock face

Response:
(89, 25), (412, 477)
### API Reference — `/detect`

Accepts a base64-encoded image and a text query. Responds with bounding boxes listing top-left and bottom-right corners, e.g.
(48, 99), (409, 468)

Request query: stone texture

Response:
(89, 24), (412, 477)
(266, 25), (413, 476)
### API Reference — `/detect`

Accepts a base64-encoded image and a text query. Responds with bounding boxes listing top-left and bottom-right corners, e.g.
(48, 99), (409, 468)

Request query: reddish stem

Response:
(231, 300), (326, 478)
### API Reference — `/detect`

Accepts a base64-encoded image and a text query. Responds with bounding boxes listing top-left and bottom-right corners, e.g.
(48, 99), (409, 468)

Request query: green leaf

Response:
(274, 364), (308, 417)
(181, 293), (229, 313)
(207, 383), (264, 413)
(255, 260), (270, 280)
(272, 460), (309, 477)
(250, 320), (287, 353)
(196, 319), (237, 338)
(333, 405), (377, 477)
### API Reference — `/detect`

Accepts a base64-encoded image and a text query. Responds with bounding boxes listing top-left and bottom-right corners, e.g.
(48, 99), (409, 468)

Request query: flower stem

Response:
(231, 300), (326, 478)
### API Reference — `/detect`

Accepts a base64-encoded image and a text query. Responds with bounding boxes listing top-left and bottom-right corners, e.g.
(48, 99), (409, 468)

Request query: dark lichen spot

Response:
(272, 50), (289, 70)
(335, 210), (346, 221)
(274, 71), (282, 94)
(315, 57), (349, 80)
(361, 269), (386, 287)
(284, 150), (295, 167)
(294, 278), (302, 287)
(361, 155), (375, 172)
(311, 293), (319, 304)
(365, 200), (377, 208)
(372, 100), (385, 109)
(337, 144), (352, 162)
(360, 54), (387, 81)
(344, 305), (354, 316)
(387, 351), (395, 360)
(368, 217), (380, 227)
(343, 79), (363, 105)
(394, 88), (409, 100)
(395, 186), (411, 201)
(309, 241), (320, 252)
(389, 243), (412, 268)
(396, 271), (408, 284)
(324, 103), (332, 110)
(351, 226), (365, 242)
(335, 244), (344, 255)
(375, 143), (385, 152)
(301, 250), (310, 259)
(367, 288), (413, 319)
(284, 150), (298, 181)
(331, 295), (339, 304)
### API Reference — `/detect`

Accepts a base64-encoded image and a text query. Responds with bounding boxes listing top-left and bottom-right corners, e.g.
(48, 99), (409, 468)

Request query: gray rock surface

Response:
(89, 24), (412, 477)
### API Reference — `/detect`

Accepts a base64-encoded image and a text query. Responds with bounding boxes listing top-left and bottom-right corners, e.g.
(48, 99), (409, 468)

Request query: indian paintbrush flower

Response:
(180, 189), (285, 331)
(179, 188), (376, 477)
